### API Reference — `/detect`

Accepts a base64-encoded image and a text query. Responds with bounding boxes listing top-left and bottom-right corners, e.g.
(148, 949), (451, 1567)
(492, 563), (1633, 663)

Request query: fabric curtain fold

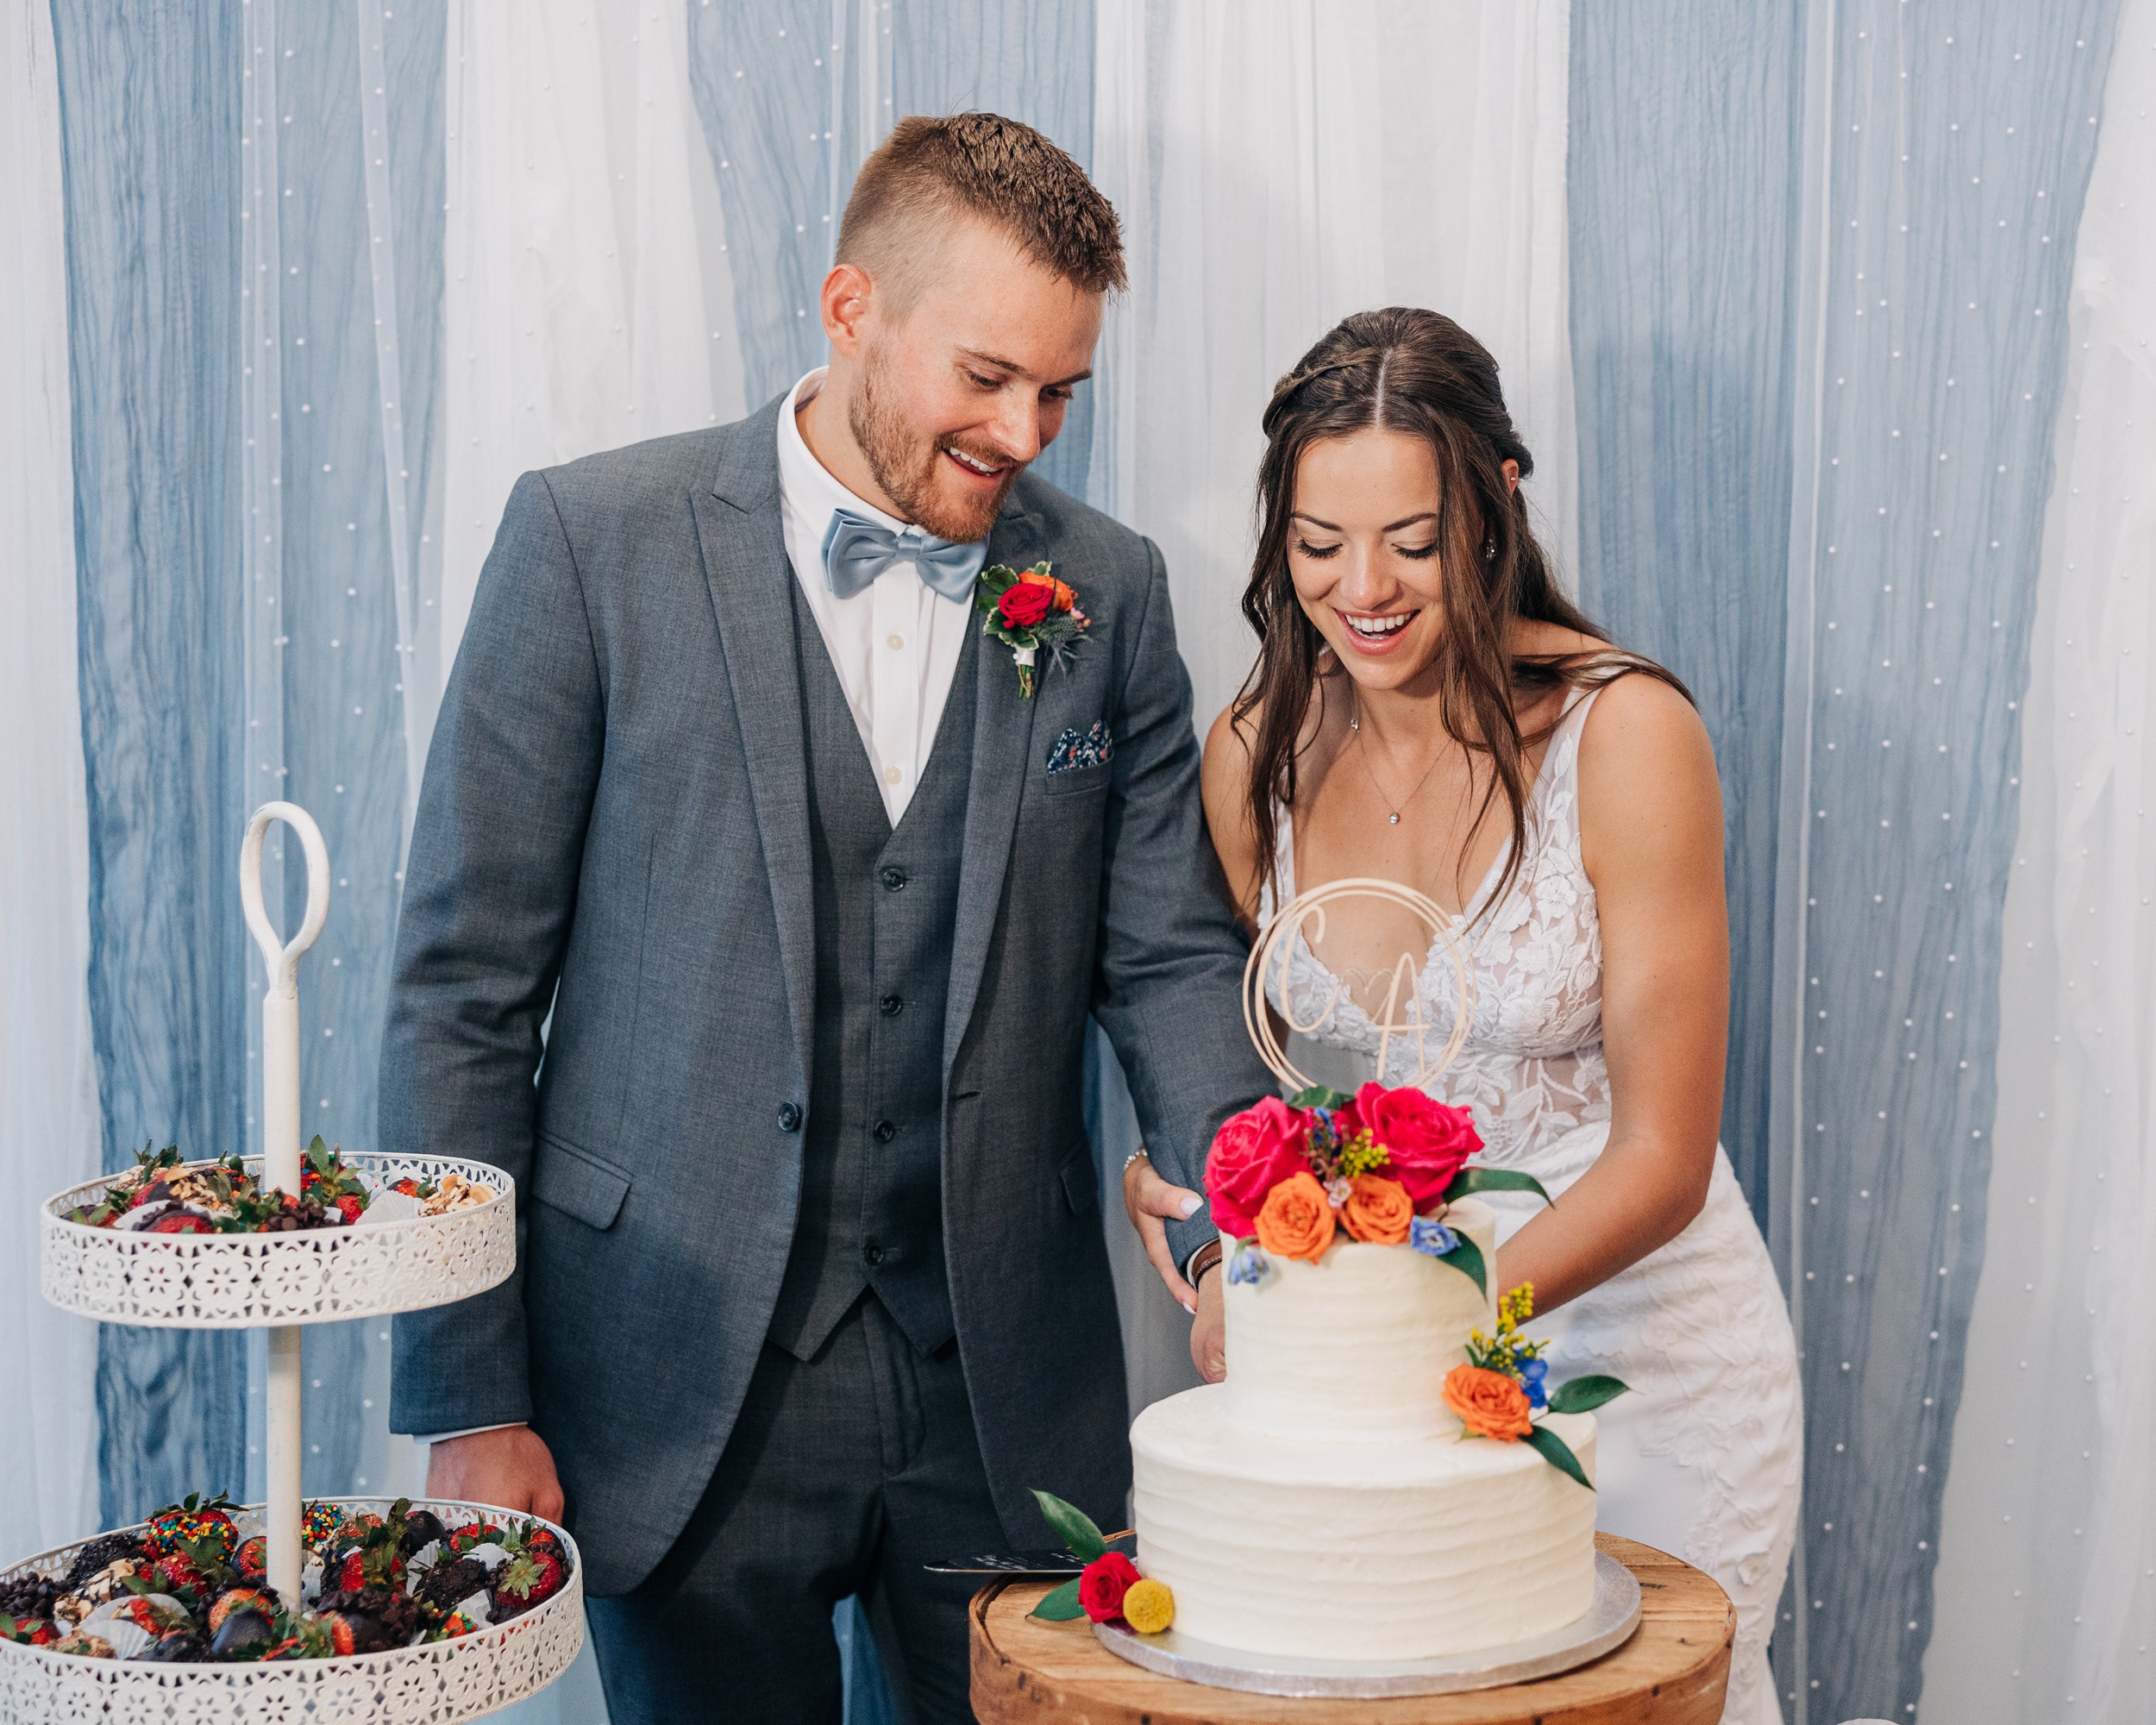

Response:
(1927, 3), (2156, 1716)
(0, 0), (101, 1565)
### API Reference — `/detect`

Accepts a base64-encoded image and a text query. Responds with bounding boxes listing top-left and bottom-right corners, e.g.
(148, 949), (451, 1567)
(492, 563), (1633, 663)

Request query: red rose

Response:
(998, 582), (1053, 629)
(1354, 1082), (1481, 1210)
(1206, 1097), (1312, 1237)
(1079, 1551), (1140, 1623)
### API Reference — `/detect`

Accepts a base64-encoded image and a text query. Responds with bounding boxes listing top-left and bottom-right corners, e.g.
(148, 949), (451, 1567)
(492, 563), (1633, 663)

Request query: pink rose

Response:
(1354, 1082), (1481, 1211)
(1206, 1097), (1311, 1238)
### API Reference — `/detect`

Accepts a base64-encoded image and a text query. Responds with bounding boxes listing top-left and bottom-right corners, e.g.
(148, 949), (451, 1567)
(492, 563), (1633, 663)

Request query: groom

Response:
(384, 113), (1267, 1721)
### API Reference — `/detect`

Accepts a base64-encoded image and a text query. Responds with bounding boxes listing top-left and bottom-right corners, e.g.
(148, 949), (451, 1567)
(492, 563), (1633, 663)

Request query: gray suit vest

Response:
(764, 579), (977, 1362)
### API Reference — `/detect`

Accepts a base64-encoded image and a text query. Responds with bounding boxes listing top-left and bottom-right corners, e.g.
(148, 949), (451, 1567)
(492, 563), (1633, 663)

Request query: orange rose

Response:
(1443, 1364), (1534, 1440)
(1018, 569), (1078, 611)
(1339, 1173), (1413, 1245)
(1252, 1171), (1338, 1263)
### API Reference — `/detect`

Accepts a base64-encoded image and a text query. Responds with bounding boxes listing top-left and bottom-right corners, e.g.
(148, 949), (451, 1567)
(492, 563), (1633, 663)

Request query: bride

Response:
(1125, 307), (1801, 1724)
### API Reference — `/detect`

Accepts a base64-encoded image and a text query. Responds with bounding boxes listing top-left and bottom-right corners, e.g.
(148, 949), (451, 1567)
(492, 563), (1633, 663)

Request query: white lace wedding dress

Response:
(1260, 689), (1801, 1725)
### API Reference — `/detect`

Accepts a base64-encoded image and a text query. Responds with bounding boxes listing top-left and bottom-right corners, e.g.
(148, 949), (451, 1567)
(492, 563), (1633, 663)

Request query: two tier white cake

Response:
(1128, 1198), (1598, 1662)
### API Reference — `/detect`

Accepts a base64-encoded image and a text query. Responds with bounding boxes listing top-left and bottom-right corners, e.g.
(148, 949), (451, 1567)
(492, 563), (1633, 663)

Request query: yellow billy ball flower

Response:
(1122, 1578), (1175, 1635)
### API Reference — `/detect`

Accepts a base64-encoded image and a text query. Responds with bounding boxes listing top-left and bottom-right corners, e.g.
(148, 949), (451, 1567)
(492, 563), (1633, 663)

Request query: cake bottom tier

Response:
(1131, 1384), (1598, 1661)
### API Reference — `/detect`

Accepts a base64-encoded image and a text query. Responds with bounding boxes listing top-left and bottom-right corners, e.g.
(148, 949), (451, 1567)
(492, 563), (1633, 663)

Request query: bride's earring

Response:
(1484, 537), (1498, 561)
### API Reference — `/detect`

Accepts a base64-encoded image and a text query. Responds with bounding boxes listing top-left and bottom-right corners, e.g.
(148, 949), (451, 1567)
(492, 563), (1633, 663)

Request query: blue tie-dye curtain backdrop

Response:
(29, 1), (2139, 1721)
(1570, 3), (2122, 1717)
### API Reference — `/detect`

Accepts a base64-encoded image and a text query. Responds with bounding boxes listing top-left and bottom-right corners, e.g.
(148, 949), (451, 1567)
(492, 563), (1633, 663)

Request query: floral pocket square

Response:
(1046, 721), (1114, 774)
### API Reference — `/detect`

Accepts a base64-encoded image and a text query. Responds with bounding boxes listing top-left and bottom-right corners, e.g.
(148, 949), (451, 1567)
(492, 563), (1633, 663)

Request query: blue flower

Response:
(1226, 1242), (1274, 1288)
(1521, 1355), (1549, 1409)
(1409, 1216), (1460, 1258)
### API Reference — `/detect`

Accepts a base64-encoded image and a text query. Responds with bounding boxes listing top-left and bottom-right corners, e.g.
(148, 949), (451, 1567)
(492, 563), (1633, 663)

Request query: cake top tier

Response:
(1223, 1196), (1498, 1445)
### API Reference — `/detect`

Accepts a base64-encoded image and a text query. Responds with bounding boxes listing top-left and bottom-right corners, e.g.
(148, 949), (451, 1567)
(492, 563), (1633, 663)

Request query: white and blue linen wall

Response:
(3, 4), (2151, 1723)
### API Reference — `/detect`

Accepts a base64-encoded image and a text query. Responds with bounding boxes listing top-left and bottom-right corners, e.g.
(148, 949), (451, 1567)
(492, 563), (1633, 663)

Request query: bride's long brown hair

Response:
(1235, 307), (1691, 920)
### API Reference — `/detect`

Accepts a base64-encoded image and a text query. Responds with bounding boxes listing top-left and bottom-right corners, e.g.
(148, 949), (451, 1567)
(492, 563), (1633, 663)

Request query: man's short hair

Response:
(837, 112), (1126, 307)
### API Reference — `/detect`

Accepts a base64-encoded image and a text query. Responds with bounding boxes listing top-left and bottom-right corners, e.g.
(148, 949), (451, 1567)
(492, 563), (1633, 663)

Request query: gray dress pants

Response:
(585, 1295), (1005, 1723)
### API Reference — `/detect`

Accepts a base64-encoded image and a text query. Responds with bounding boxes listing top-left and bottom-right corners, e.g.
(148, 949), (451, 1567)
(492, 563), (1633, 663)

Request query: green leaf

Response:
(1442, 1165), (1555, 1207)
(1288, 1085), (1354, 1111)
(1031, 1490), (1107, 1561)
(1546, 1374), (1631, 1415)
(1524, 1424), (1595, 1490)
(1432, 1229), (1488, 1296)
(1028, 1577), (1087, 1621)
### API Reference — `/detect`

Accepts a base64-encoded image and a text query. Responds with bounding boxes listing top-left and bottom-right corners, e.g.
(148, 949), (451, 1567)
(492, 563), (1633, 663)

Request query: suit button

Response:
(879, 994), (903, 1017)
(881, 866), (907, 892)
(863, 1242), (887, 1266)
(777, 1102), (802, 1132)
(873, 1119), (897, 1144)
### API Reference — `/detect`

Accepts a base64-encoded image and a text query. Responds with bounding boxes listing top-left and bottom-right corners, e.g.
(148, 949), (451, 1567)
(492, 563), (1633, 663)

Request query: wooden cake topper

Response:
(1242, 875), (1478, 1095)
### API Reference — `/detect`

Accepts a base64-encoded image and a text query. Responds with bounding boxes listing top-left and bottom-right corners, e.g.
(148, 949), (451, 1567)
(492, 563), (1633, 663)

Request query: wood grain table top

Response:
(969, 1533), (1733, 1725)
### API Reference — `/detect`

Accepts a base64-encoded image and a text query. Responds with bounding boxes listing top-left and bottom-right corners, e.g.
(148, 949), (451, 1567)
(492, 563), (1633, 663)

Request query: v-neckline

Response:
(1283, 692), (1579, 928)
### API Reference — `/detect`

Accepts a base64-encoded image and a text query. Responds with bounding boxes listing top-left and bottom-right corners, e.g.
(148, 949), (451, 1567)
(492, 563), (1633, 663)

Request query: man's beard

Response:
(849, 345), (1020, 543)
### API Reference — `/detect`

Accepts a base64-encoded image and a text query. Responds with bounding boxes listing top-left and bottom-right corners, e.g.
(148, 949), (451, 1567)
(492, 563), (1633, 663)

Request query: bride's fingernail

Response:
(1179, 1195), (1200, 1217)
(1179, 1300), (1195, 1314)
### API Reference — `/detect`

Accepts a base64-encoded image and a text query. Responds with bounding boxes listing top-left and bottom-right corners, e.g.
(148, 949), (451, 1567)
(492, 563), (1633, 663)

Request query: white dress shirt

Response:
(417, 373), (978, 1450)
(777, 368), (974, 826)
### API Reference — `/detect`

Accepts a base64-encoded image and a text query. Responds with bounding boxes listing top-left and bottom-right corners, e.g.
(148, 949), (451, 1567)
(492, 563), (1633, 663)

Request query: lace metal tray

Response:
(0, 1498), (581, 1724)
(41, 1156), (516, 1327)
(1094, 1549), (1641, 1697)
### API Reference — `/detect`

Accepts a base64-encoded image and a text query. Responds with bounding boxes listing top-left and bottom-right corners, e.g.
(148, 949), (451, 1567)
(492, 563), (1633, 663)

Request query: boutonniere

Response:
(974, 561), (1088, 699)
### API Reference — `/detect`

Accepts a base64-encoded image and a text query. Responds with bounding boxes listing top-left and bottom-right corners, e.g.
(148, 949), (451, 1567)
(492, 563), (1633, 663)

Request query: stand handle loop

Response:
(241, 801), (330, 997)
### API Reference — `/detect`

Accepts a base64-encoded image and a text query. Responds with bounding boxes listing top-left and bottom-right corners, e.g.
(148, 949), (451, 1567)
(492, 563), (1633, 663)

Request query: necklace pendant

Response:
(1388, 812), (1400, 825)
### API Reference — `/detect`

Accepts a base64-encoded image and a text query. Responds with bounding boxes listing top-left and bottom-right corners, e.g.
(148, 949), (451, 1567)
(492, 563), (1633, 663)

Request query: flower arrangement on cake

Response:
(60, 1138), (494, 1234)
(1207, 1082), (1548, 1295)
(0, 1496), (569, 1662)
(1445, 1284), (1628, 1488)
(1023, 1491), (1175, 1634)
(1207, 1082), (1628, 1488)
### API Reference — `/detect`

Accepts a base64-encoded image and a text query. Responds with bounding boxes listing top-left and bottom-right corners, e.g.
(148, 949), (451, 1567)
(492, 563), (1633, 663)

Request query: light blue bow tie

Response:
(821, 507), (988, 603)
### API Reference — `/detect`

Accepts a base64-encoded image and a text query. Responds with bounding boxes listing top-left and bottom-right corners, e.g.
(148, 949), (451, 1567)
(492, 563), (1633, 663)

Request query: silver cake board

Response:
(1094, 1549), (1641, 1698)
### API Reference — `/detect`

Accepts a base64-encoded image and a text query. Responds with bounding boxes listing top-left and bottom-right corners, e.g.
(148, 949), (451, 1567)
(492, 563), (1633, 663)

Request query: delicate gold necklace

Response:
(1349, 698), (1445, 826)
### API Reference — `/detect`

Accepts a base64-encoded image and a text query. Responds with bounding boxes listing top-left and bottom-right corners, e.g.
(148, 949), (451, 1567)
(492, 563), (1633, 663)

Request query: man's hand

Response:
(425, 1425), (565, 1521)
(1122, 1150), (1204, 1310)
(1189, 1261), (1225, 1383)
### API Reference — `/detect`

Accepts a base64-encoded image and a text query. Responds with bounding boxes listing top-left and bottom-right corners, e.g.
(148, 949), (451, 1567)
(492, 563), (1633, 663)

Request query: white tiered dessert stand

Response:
(2, 802), (583, 1722)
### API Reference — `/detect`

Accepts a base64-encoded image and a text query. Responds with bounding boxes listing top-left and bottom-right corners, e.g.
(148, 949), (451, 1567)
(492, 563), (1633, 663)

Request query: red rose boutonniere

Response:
(975, 561), (1087, 698)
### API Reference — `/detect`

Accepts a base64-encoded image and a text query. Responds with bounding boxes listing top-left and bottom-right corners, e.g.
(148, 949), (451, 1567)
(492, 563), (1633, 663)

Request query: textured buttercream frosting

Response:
(1132, 1389), (1597, 1659)
(1223, 1199), (1500, 1443)
(1130, 1195), (1599, 1660)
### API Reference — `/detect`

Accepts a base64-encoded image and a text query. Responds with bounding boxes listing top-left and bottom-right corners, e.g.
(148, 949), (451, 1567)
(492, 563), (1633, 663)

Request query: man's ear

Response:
(820, 261), (876, 358)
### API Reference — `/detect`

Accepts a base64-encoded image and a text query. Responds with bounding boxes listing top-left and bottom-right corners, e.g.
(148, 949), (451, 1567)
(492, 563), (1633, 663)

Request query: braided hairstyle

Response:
(1232, 307), (1688, 920)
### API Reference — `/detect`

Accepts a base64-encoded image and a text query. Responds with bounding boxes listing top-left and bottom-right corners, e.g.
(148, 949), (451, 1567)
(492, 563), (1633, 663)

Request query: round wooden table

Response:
(969, 1533), (1733, 1724)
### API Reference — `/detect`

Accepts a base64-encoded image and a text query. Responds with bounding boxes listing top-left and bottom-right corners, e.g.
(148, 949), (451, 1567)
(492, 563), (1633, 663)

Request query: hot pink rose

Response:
(1206, 1097), (1311, 1237)
(1354, 1082), (1481, 1211)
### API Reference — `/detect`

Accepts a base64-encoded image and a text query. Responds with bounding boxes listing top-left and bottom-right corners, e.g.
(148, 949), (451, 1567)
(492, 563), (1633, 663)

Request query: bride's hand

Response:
(1122, 1149), (1204, 1311)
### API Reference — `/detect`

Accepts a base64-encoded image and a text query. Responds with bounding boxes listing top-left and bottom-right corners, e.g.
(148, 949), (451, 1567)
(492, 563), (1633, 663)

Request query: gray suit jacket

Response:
(385, 398), (1271, 1593)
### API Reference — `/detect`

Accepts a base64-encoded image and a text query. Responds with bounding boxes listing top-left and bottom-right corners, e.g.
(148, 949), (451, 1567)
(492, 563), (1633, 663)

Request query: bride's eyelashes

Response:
(1291, 539), (1439, 561)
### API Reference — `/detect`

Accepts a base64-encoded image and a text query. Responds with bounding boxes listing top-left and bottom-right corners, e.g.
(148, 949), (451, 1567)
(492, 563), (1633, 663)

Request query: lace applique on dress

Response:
(1258, 691), (1614, 1169)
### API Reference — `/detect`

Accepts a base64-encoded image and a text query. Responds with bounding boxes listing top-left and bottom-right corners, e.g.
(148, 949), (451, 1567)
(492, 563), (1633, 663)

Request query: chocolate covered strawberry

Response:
(0, 1615), (57, 1647)
(142, 1492), (239, 1565)
(488, 1550), (566, 1618)
(207, 1587), (277, 1637)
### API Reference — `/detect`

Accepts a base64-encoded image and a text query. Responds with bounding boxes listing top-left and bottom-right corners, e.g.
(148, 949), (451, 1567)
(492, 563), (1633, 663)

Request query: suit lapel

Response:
(693, 398), (816, 1092)
(943, 495), (1045, 1075)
